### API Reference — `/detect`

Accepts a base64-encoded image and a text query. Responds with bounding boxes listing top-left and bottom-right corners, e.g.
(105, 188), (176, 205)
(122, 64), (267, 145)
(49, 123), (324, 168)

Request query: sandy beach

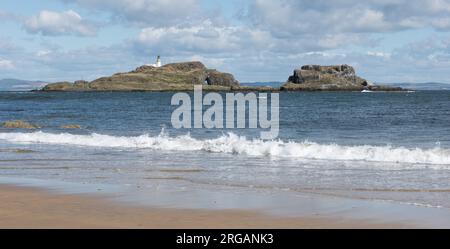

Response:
(0, 184), (407, 229)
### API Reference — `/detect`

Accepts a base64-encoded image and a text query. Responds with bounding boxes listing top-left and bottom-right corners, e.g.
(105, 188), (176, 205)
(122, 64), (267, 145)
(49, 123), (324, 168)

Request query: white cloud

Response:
(0, 59), (14, 70)
(133, 19), (374, 60)
(393, 36), (450, 66)
(136, 21), (245, 54)
(367, 51), (391, 59)
(432, 17), (450, 30)
(244, 0), (450, 34)
(302, 52), (347, 58)
(36, 50), (52, 57)
(61, 0), (201, 27)
(24, 10), (97, 36)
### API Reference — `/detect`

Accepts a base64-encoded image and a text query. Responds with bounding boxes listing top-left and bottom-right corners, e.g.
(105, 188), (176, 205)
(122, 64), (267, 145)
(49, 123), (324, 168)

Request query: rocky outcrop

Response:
(287, 65), (359, 84)
(42, 61), (239, 92)
(282, 64), (402, 91)
(206, 70), (239, 86)
(2, 120), (40, 129)
(60, 124), (82, 129)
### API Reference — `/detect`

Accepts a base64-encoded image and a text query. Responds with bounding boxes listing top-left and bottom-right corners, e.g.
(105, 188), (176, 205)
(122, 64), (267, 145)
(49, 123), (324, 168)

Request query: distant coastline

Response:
(382, 82), (450, 91)
(0, 79), (48, 91)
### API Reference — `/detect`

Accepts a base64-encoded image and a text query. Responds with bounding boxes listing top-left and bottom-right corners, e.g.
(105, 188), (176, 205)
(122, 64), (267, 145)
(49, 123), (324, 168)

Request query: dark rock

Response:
(206, 70), (239, 87)
(282, 64), (403, 91)
(287, 64), (361, 85)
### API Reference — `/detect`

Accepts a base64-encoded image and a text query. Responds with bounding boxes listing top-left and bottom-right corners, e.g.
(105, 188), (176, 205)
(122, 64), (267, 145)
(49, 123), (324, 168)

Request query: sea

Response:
(1, 90), (450, 225)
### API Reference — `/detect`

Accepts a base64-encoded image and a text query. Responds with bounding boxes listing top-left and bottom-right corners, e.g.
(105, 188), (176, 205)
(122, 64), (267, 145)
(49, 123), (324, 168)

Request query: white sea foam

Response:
(1, 131), (450, 165)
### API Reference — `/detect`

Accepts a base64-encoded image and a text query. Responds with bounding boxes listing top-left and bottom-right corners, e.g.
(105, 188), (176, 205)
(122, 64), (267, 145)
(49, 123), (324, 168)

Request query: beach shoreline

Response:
(0, 184), (408, 229)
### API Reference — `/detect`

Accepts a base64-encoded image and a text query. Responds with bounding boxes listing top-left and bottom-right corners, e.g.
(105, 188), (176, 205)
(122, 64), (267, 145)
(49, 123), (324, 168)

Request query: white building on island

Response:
(146, 55), (162, 67)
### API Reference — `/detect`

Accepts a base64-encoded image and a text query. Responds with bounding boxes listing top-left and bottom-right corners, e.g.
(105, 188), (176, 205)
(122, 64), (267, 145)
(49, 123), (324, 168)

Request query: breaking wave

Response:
(1, 131), (450, 165)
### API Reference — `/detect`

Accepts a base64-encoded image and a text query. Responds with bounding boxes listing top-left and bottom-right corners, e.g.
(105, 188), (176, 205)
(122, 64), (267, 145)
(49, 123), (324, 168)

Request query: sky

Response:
(1, 0), (450, 83)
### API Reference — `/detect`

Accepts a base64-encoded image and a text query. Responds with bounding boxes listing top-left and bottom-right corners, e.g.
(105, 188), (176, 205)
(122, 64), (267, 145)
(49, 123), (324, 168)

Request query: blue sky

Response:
(1, 0), (450, 83)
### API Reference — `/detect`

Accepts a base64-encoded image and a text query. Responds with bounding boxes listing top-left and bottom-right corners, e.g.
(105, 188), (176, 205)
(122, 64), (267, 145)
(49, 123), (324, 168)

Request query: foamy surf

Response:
(1, 131), (450, 166)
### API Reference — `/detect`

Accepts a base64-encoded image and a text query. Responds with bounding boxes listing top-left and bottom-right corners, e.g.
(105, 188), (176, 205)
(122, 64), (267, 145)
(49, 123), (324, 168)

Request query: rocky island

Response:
(41, 62), (402, 92)
(280, 64), (402, 91)
(42, 61), (240, 92)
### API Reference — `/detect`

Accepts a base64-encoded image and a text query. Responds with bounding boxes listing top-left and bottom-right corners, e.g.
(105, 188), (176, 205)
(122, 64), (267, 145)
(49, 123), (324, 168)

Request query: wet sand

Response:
(0, 185), (405, 228)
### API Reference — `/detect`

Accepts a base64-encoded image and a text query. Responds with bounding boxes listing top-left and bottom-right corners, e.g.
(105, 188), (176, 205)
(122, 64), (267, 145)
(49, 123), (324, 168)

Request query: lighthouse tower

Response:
(145, 55), (162, 67)
(156, 55), (161, 67)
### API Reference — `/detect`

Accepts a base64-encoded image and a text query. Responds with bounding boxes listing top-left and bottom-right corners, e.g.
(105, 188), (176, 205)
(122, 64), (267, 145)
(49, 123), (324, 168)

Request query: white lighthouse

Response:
(146, 55), (162, 67)
(156, 55), (161, 67)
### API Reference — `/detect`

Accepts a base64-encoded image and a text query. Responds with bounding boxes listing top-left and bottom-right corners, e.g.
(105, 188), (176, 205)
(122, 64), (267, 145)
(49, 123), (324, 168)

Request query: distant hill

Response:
(383, 82), (450, 90)
(0, 79), (48, 91)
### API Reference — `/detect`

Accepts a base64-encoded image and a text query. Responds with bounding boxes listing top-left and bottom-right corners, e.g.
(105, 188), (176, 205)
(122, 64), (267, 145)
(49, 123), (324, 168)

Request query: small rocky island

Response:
(41, 61), (402, 92)
(42, 61), (239, 92)
(281, 64), (402, 91)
